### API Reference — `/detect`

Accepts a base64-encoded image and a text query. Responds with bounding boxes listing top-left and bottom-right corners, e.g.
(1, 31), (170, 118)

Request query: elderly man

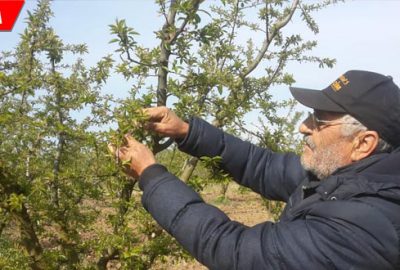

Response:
(111, 70), (400, 269)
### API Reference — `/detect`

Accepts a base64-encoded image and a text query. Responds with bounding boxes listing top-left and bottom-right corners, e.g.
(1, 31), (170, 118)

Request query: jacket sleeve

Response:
(139, 165), (397, 270)
(177, 117), (307, 202)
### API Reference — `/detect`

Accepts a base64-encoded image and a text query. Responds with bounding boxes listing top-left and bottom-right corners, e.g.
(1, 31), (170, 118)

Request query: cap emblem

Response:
(330, 75), (350, 92)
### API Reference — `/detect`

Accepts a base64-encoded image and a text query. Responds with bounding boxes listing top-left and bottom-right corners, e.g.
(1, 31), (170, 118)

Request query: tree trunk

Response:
(15, 205), (47, 270)
(179, 157), (198, 182)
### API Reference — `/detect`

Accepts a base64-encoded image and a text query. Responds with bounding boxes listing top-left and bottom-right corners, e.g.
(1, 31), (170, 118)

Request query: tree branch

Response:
(219, 0), (240, 71)
(0, 168), (47, 270)
(51, 59), (64, 208)
(258, 44), (290, 96)
(170, 0), (203, 44)
(97, 179), (135, 269)
(123, 49), (156, 68)
(0, 86), (19, 99)
(240, 0), (299, 78)
(157, 0), (203, 106)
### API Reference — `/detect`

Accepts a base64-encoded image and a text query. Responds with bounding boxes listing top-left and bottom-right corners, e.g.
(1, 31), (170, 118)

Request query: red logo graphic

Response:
(0, 0), (25, 31)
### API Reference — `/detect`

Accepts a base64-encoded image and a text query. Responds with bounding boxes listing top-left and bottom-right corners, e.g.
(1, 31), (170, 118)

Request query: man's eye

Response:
(315, 111), (331, 121)
(314, 111), (323, 120)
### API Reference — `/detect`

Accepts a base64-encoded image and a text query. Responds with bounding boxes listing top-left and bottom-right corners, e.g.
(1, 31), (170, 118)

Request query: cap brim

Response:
(289, 87), (346, 113)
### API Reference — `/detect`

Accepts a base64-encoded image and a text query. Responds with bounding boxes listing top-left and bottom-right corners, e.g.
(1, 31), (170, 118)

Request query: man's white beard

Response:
(300, 137), (348, 180)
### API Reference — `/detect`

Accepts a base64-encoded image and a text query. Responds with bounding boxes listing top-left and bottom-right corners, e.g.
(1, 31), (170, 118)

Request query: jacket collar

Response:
(332, 153), (389, 176)
(304, 151), (400, 200)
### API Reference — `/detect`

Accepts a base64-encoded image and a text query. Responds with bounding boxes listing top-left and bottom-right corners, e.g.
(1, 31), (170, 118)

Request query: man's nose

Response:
(299, 117), (313, 135)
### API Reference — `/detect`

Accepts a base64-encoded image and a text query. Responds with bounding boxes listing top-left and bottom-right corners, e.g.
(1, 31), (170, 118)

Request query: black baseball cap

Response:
(290, 70), (400, 147)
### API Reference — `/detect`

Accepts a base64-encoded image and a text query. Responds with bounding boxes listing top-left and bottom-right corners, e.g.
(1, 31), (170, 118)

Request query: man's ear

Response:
(351, 131), (379, 161)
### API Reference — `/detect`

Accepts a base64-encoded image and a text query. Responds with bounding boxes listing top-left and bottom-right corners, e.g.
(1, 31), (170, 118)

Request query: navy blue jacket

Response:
(139, 117), (400, 269)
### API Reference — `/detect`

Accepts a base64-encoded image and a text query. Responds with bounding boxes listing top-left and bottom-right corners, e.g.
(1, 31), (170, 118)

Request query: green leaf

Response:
(7, 194), (25, 212)
(109, 38), (120, 44)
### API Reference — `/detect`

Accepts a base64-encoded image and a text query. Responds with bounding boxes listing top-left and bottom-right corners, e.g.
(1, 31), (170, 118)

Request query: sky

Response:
(1, 0), (400, 117)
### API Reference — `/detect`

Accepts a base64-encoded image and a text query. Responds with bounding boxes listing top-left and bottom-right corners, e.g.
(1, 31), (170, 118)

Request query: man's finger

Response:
(108, 144), (123, 163)
(118, 147), (128, 154)
(124, 133), (140, 146)
(143, 107), (168, 122)
(145, 122), (164, 133)
(117, 147), (129, 160)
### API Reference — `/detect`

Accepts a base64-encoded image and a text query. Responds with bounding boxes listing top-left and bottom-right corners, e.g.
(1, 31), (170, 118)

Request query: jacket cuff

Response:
(139, 163), (168, 191)
(176, 117), (225, 157)
(174, 117), (194, 147)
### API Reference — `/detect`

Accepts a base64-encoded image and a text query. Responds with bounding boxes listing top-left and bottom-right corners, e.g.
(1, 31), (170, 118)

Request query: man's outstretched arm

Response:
(144, 107), (306, 201)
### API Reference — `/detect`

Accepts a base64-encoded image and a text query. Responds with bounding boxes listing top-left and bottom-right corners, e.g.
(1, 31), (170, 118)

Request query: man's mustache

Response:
(304, 136), (316, 150)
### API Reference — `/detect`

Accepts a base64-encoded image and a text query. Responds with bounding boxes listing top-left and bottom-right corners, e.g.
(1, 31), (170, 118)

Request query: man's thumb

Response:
(124, 133), (139, 145)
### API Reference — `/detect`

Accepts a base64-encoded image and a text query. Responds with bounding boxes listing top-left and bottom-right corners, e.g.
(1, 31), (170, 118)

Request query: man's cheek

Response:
(302, 144), (313, 156)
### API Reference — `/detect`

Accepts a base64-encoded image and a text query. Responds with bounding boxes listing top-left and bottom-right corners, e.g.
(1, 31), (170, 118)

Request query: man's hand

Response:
(108, 134), (156, 178)
(144, 106), (189, 139)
